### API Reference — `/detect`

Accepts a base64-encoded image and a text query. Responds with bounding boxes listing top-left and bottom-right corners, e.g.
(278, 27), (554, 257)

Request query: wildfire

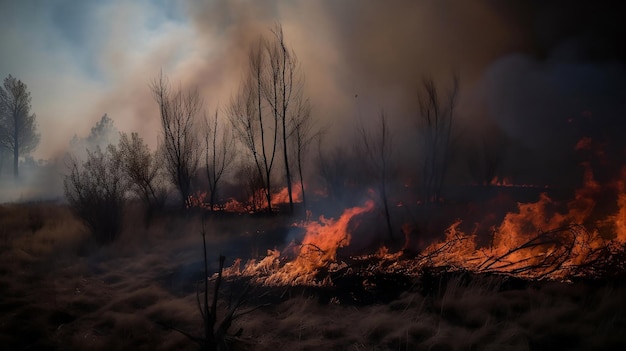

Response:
(223, 164), (626, 285)
(218, 139), (626, 286)
(270, 185), (303, 207)
(187, 184), (303, 212)
(389, 164), (626, 280)
(224, 200), (375, 285)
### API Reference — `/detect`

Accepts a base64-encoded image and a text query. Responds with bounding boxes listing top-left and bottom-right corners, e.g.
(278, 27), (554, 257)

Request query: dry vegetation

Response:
(1, 203), (625, 350)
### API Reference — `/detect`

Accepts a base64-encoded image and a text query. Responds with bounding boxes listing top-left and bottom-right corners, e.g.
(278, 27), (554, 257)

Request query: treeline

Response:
(3, 24), (518, 245)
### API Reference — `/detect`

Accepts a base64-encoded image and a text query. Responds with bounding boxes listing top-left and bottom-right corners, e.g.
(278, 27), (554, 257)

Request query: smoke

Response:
(1, 0), (625, 201)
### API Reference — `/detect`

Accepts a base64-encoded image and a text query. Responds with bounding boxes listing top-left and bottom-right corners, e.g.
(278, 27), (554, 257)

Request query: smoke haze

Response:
(1, 0), (625, 199)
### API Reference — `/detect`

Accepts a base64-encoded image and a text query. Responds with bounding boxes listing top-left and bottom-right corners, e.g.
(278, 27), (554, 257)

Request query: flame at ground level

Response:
(224, 200), (375, 285)
(224, 165), (626, 286)
(188, 184), (303, 212)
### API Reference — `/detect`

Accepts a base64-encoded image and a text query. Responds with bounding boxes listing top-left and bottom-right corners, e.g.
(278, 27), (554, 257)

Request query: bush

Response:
(64, 146), (128, 244)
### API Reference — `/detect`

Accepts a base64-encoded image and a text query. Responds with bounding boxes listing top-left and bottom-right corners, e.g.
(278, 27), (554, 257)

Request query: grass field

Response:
(1, 202), (625, 350)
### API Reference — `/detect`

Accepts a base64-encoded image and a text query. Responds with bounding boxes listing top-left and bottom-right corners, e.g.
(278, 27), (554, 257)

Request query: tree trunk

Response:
(298, 153), (306, 215)
(283, 122), (293, 213)
(13, 126), (18, 178)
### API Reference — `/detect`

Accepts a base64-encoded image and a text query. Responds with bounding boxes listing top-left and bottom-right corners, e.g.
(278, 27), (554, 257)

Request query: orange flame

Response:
(270, 184), (303, 207)
(226, 200), (375, 285)
(224, 139), (626, 284)
(187, 184), (304, 212)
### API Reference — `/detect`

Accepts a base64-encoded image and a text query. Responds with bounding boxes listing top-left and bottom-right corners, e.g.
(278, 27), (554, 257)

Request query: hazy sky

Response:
(1, 0), (625, 163)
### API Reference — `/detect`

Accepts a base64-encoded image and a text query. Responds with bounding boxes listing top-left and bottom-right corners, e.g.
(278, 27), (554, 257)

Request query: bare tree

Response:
(64, 146), (128, 244)
(202, 111), (236, 211)
(290, 99), (316, 213)
(0, 75), (40, 178)
(229, 38), (278, 213)
(234, 160), (266, 213)
(229, 24), (309, 213)
(263, 24), (305, 213)
(359, 111), (396, 241)
(151, 72), (202, 207)
(110, 132), (168, 221)
(417, 74), (459, 203)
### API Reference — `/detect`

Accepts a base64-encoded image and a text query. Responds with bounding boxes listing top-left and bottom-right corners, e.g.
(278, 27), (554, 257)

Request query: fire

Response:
(220, 139), (626, 286)
(187, 184), (304, 212)
(225, 200), (375, 285)
(398, 162), (626, 280)
(224, 165), (626, 285)
(270, 184), (303, 207)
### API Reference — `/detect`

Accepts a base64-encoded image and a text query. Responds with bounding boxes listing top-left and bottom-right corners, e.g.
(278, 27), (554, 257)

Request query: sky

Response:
(1, 0), (625, 177)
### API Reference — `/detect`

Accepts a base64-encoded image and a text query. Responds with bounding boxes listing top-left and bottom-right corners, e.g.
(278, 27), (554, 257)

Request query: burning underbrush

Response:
(2, 192), (626, 350)
(222, 166), (626, 289)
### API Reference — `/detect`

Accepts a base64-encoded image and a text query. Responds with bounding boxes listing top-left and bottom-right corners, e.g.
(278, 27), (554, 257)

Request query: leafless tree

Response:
(0, 75), (40, 178)
(229, 24), (309, 213)
(229, 38), (278, 213)
(234, 160), (266, 213)
(64, 146), (128, 244)
(359, 111), (396, 241)
(263, 24), (305, 213)
(110, 132), (168, 222)
(202, 111), (236, 211)
(151, 72), (202, 207)
(290, 99), (316, 213)
(417, 74), (459, 203)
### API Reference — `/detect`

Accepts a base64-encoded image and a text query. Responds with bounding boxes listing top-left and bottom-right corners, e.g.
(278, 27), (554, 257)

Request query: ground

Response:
(1, 202), (625, 350)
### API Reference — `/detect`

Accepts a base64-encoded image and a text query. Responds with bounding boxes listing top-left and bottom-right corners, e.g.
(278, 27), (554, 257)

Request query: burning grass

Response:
(1, 189), (626, 350)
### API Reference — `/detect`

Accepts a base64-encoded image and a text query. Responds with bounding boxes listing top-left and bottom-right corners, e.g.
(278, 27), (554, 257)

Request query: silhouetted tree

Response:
(264, 24), (307, 213)
(64, 146), (128, 244)
(0, 75), (40, 178)
(229, 24), (310, 213)
(234, 160), (266, 213)
(417, 74), (459, 203)
(229, 38), (278, 213)
(359, 111), (396, 241)
(202, 111), (236, 211)
(110, 132), (168, 222)
(151, 72), (202, 207)
(290, 98), (315, 213)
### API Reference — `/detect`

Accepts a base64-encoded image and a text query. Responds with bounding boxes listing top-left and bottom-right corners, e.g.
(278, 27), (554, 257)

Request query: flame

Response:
(226, 200), (375, 285)
(404, 162), (626, 279)
(270, 184), (303, 207)
(224, 164), (626, 285)
(221, 139), (626, 285)
(187, 184), (304, 212)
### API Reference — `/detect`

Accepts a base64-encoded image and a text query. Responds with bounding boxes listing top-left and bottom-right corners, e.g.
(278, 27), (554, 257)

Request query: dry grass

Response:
(0, 203), (625, 350)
